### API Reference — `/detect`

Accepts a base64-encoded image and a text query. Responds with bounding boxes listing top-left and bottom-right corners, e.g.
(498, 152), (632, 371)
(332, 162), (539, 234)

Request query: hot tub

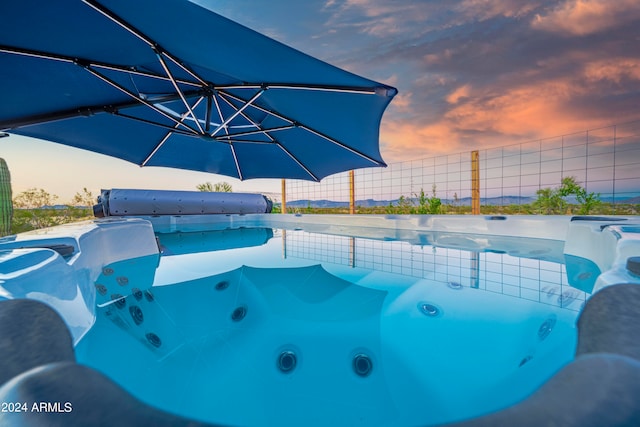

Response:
(1, 214), (639, 426)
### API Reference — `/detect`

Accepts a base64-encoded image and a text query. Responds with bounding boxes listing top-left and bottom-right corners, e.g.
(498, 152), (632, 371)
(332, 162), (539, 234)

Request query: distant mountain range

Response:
(16, 205), (86, 210)
(285, 195), (640, 209)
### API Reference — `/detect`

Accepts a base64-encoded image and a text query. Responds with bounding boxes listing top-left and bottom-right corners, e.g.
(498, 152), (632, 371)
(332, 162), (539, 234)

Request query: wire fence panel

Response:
(285, 121), (640, 215)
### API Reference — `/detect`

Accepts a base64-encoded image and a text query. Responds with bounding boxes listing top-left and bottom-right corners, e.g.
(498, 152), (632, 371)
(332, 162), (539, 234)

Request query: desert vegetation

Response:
(196, 181), (233, 192)
(10, 187), (95, 234)
(285, 178), (638, 216)
(0, 174), (636, 235)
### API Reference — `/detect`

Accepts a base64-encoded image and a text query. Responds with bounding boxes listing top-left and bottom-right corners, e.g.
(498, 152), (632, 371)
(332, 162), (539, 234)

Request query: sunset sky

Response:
(2, 0), (640, 202)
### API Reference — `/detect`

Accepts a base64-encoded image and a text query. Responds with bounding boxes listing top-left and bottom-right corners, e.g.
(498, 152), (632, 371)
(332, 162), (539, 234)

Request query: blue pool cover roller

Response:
(93, 188), (273, 216)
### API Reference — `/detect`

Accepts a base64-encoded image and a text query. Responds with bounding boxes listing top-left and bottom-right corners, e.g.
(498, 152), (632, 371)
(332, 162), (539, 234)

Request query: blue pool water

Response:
(75, 226), (583, 426)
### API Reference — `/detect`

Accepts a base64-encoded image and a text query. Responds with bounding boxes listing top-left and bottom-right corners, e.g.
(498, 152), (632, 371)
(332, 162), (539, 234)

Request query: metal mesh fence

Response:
(284, 120), (640, 214)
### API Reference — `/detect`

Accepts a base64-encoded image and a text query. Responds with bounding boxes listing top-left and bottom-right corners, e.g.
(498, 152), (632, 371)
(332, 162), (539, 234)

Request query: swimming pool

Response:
(1, 213), (640, 426)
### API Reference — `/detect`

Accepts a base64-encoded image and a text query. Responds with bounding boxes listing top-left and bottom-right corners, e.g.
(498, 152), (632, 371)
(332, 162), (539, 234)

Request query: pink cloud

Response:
(387, 91), (413, 113)
(584, 58), (640, 84)
(380, 120), (468, 163)
(446, 84), (472, 104)
(532, 0), (640, 36)
(380, 56), (640, 162)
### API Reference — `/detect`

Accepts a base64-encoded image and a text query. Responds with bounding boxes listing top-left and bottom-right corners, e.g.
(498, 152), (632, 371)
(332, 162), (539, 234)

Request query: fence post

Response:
(349, 237), (355, 267)
(471, 150), (480, 215)
(281, 179), (287, 214)
(470, 252), (480, 288)
(349, 170), (355, 214)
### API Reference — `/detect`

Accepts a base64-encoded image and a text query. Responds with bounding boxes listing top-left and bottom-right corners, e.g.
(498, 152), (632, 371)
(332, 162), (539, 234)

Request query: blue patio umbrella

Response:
(0, 0), (396, 181)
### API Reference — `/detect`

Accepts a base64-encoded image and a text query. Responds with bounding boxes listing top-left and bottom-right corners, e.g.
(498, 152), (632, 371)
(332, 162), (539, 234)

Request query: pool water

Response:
(75, 226), (583, 426)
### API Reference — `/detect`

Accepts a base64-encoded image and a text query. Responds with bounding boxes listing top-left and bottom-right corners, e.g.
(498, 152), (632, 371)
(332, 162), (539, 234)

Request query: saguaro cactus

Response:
(0, 158), (13, 236)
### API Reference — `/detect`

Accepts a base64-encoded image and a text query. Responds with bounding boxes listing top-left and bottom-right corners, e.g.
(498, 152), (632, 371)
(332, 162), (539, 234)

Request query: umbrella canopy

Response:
(0, 0), (396, 181)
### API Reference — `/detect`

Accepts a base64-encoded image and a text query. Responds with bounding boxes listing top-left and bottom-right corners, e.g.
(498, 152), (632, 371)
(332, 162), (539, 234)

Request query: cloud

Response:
(532, 0), (640, 36)
(322, 0), (435, 38)
(388, 92), (413, 113)
(326, 0), (542, 38)
(446, 84), (472, 104)
(454, 0), (544, 22)
(583, 58), (640, 84)
(380, 120), (466, 162)
(443, 79), (584, 137)
(379, 51), (640, 164)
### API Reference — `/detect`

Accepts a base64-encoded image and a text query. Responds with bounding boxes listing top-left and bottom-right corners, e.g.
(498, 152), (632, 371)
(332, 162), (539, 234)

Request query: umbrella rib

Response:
(210, 89), (265, 137)
(82, 65), (200, 135)
(229, 144), (244, 180)
(112, 111), (196, 137)
(0, 45), (208, 134)
(214, 139), (276, 145)
(82, 0), (208, 87)
(220, 90), (385, 166)
(213, 125), (294, 140)
(214, 89), (315, 180)
(141, 132), (172, 167)
(0, 45), (74, 64)
(220, 90), (290, 123)
(255, 84), (387, 96)
(211, 93), (232, 142)
(92, 63), (201, 88)
(216, 91), (278, 142)
(0, 45), (202, 88)
(141, 97), (206, 166)
(275, 142), (320, 182)
(268, 84), (377, 95)
(297, 124), (386, 166)
(215, 83), (395, 96)
(0, 91), (201, 131)
(154, 51), (204, 134)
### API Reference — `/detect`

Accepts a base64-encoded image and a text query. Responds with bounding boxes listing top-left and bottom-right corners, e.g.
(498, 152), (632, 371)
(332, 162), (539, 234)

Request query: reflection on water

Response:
(564, 254), (602, 294)
(282, 229), (587, 311)
(0, 248), (92, 341)
(77, 226), (589, 427)
(94, 254), (159, 307)
(157, 227), (273, 256)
